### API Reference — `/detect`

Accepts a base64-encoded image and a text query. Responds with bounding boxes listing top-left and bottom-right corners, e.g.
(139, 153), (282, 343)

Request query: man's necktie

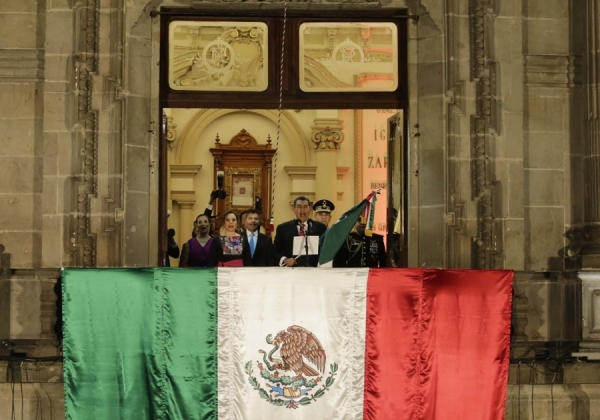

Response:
(249, 232), (256, 257)
(299, 223), (306, 236)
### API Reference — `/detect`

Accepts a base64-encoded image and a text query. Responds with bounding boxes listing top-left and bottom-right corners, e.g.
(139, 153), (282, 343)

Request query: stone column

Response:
(581, 0), (600, 269)
(178, 202), (195, 247)
(171, 191), (197, 256)
(311, 119), (344, 208)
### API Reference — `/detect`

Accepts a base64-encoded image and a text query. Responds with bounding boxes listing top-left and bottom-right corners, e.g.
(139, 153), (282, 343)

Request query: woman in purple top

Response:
(179, 214), (213, 267)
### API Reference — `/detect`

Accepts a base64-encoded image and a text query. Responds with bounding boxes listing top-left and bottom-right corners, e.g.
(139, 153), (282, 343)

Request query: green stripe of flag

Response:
(63, 268), (218, 420)
(318, 199), (369, 267)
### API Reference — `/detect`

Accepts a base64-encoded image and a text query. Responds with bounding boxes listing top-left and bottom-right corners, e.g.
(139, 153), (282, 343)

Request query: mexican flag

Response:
(62, 267), (513, 420)
(318, 190), (378, 267)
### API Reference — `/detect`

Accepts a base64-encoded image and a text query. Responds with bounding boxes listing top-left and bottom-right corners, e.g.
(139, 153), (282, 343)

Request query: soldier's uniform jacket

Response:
(333, 232), (387, 268)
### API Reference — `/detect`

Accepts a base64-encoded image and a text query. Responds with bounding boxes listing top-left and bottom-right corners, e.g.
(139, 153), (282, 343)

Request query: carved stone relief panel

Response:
(299, 22), (398, 92)
(169, 21), (268, 91)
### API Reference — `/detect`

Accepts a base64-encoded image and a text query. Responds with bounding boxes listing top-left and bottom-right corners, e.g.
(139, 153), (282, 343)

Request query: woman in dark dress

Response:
(179, 214), (213, 267)
(209, 210), (247, 267)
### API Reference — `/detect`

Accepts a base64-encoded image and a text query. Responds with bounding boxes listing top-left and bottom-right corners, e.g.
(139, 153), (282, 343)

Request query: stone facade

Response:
(1, 0), (600, 418)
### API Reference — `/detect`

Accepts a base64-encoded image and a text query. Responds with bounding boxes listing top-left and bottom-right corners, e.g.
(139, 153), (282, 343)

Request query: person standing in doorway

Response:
(273, 196), (327, 267)
(312, 199), (335, 228)
(242, 209), (273, 266)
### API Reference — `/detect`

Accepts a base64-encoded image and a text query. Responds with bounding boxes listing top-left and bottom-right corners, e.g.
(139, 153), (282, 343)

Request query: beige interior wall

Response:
(167, 108), (362, 253)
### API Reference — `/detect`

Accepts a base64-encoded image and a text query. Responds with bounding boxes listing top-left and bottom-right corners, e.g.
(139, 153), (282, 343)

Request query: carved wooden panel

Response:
(209, 129), (276, 233)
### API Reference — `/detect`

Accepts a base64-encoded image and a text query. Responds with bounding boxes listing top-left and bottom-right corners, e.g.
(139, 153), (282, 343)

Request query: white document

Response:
(293, 235), (319, 257)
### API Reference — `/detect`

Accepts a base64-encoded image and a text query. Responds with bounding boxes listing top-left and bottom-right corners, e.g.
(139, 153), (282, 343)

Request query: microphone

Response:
(217, 171), (224, 189)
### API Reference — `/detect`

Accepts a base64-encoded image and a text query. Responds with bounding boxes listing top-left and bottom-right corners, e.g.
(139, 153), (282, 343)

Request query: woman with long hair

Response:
(179, 214), (213, 267)
(209, 210), (247, 267)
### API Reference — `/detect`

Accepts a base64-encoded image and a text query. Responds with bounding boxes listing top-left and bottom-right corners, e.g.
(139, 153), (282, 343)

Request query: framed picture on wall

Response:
(223, 167), (262, 213)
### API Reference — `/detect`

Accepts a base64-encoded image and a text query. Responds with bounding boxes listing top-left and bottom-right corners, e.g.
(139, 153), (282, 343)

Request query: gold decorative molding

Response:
(170, 164), (203, 177)
(284, 166), (317, 180)
(166, 115), (178, 149)
(171, 190), (197, 206)
(311, 118), (345, 150)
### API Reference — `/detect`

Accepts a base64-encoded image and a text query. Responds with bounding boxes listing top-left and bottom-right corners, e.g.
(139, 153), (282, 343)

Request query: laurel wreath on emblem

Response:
(244, 325), (338, 409)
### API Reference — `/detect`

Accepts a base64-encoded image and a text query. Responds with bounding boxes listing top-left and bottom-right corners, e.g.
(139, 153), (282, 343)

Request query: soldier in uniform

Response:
(333, 220), (387, 268)
(312, 199), (335, 228)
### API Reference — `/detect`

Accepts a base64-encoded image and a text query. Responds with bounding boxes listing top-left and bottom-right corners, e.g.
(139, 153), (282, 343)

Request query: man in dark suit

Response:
(333, 220), (387, 268)
(242, 209), (273, 266)
(273, 196), (327, 267)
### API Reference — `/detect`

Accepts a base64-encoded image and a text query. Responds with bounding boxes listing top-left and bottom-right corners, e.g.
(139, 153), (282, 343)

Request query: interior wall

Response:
(167, 108), (363, 254)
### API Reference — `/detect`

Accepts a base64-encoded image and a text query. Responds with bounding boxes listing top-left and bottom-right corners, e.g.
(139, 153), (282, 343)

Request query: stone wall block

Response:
(507, 161), (524, 218)
(44, 80), (69, 94)
(0, 234), (33, 268)
(416, 96), (444, 149)
(526, 207), (566, 271)
(418, 206), (444, 268)
(42, 132), (58, 177)
(46, 10), (74, 55)
(125, 146), (151, 193)
(1, 0), (36, 12)
(0, 84), (37, 119)
(41, 216), (63, 268)
(514, 271), (579, 342)
(49, 0), (72, 10)
(525, 19), (569, 55)
(0, 383), (64, 419)
(127, 37), (153, 97)
(125, 96), (151, 146)
(504, 220), (525, 270)
(2, 119), (36, 156)
(0, 157), (34, 194)
(0, 14), (37, 49)
(415, 62), (443, 98)
(498, 112), (524, 159)
(0, 195), (35, 229)
(416, 35), (444, 65)
(525, 170), (564, 207)
(44, 54), (70, 82)
(526, 132), (565, 169)
(525, 55), (571, 87)
(526, 94), (566, 133)
(501, 64), (524, 114)
(7, 278), (42, 338)
(526, 0), (569, 19)
(124, 190), (150, 266)
(505, 384), (599, 419)
(57, 131), (74, 177)
(419, 148), (443, 207)
(43, 92), (70, 132)
(494, 17), (518, 63)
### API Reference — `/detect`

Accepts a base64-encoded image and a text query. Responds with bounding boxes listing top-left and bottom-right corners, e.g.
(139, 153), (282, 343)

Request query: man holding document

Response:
(273, 196), (327, 267)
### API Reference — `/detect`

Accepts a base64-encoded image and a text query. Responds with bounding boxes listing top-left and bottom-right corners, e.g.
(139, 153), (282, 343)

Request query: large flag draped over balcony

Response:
(62, 267), (513, 420)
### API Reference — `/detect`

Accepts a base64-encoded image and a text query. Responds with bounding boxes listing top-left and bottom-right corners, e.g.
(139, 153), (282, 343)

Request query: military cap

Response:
(313, 199), (335, 213)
